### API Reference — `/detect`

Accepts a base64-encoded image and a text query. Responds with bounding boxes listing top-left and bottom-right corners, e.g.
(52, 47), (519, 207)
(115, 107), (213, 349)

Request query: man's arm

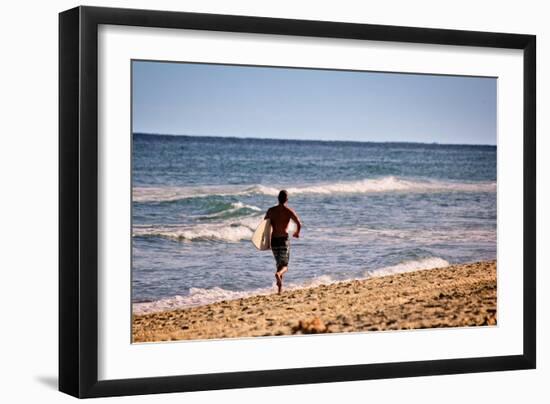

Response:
(264, 207), (271, 220)
(288, 208), (302, 238)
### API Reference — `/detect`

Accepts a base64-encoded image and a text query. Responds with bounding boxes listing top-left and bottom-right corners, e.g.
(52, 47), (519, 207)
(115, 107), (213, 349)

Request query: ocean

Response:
(132, 133), (496, 313)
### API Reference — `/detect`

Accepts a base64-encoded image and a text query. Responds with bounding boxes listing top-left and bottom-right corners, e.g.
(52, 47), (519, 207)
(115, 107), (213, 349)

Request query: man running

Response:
(264, 190), (302, 294)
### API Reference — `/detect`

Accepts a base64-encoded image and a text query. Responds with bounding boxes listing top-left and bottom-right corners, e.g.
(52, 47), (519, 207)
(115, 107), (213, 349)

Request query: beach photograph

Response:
(131, 61), (497, 343)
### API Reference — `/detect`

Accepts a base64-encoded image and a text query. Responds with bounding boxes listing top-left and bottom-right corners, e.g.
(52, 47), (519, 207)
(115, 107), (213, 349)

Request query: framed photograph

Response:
(59, 6), (536, 398)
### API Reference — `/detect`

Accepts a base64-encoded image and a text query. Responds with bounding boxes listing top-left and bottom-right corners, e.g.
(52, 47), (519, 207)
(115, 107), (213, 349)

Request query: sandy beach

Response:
(132, 260), (496, 343)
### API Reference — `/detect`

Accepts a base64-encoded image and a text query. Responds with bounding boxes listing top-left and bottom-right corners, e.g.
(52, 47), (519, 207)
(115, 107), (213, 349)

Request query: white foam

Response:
(285, 177), (487, 195)
(133, 184), (250, 203)
(364, 257), (450, 278)
(199, 202), (261, 219)
(133, 257), (451, 314)
(133, 275), (338, 314)
(133, 176), (496, 203)
(232, 202), (261, 211)
(133, 215), (262, 243)
(133, 287), (272, 314)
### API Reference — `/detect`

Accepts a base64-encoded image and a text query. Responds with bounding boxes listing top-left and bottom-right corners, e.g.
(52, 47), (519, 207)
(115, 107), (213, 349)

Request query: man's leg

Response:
(275, 266), (288, 294)
(275, 269), (282, 293)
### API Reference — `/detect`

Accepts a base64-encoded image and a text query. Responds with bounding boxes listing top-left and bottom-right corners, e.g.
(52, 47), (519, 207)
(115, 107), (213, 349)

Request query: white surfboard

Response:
(251, 219), (272, 250)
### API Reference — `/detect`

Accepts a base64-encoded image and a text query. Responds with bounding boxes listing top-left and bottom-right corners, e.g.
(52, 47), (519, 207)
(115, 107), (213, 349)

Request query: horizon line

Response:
(133, 132), (497, 147)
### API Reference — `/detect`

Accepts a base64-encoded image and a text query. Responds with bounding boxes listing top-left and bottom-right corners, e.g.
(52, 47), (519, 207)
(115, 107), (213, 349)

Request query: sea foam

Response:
(132, 215), (262, 243)
(364, 257), (450, 278)
(133, 257), (450, 314)
(133, 176), (496, 203)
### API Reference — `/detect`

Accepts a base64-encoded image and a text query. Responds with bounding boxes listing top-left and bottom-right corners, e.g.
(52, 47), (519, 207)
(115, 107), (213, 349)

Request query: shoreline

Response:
(132, 260), (496, 343)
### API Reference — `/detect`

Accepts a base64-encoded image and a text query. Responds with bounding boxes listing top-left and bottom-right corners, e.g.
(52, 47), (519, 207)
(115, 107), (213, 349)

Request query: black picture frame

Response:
(59, 5), (536, 398)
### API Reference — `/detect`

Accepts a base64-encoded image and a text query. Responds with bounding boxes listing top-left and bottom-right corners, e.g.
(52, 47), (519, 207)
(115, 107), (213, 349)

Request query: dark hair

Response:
(278, 190), (288, 204)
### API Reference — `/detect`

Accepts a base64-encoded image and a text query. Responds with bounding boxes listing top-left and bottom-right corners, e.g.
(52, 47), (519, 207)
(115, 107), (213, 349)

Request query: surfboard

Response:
(251, 219), (272, 250)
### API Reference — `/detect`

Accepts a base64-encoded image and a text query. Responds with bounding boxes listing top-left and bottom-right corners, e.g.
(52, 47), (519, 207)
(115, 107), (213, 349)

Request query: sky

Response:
(132, 60), (496, 145)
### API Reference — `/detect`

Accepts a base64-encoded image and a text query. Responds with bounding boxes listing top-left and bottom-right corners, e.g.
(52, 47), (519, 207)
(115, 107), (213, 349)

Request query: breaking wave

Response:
(133, 176), (496, 203)
(364, 257), (450, 278)
(196, 202), (261, 220)
(133, 215), (262, 243)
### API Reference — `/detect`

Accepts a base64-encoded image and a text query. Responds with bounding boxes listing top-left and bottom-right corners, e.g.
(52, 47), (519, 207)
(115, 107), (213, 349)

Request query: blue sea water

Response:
(132, 133), (496, 313)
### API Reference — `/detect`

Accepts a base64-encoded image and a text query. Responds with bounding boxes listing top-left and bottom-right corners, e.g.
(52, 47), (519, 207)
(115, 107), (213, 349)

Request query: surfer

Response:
(264, 190), (302, 294)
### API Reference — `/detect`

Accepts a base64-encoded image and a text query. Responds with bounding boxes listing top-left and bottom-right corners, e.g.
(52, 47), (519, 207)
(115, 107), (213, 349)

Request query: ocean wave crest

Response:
(133, 176), (496, 203)
(133, 215), (262, 243)
(197, 202), (261, 220)
(364, 257), (450, 278)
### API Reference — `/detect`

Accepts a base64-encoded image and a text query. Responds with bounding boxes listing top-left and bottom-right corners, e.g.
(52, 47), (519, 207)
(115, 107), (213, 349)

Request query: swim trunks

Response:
(271, 235), (290, 269)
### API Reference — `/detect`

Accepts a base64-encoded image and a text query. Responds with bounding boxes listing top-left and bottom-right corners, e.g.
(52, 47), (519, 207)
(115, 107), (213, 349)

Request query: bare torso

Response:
(265, 204), (300, 237)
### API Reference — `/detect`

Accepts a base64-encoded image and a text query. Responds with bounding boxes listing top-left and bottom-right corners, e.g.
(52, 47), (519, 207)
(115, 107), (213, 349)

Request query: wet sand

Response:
(132, 260), (496, 343)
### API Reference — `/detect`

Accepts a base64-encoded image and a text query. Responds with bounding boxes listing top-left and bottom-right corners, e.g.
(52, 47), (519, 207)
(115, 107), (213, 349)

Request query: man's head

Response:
(278, 190), (288, 205)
